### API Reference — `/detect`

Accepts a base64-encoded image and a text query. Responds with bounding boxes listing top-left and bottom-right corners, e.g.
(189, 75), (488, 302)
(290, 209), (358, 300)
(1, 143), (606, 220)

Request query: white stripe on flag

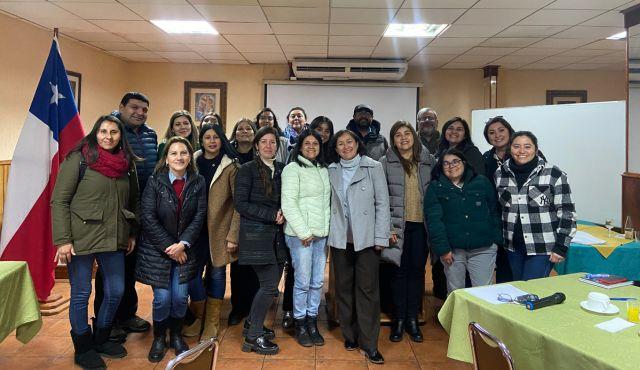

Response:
(0, 112), (58, 255)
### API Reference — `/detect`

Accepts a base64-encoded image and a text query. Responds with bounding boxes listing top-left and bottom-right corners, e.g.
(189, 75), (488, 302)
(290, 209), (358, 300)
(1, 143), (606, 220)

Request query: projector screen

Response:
(264, 81), (421, 140)
(471, 101), (626, 226)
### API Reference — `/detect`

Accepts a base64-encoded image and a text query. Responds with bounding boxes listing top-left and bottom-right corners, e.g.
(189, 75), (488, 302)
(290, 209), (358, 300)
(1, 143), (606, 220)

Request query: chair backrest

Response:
(165, 337), (218, 370)
(468, 322), (515, 370)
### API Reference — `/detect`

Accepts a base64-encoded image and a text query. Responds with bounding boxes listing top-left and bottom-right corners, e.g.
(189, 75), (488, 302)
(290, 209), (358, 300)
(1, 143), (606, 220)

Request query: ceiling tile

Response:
(118, 0), (190, 4)
(137, 42), (192, 52)
(375, 37), (432, 51)
(453, 54), (500, 63)
(213, 22), (272, 34)
(125, 4), (204, 20)
(518, 10), (604, 26)
(464, 46), (519, 56)
(511, 47), (564, 56)
(234, 43), (282, 52)
(259, 0), (328, 6)
(328, 45), (373, 57)
(419, 46), (470, 54)
(473, 0), (553, 8)
(127, 58), (169, 63)
(409, 54), (457, 67)
(582, 53), (626, 63)
(285, 53), (328, 60)
(271, 23), (328, 34)
(277, 35), (327, 45)
(329, 35), (380, 46)
(263, 7), (329, 23)
(63, 31), (129, 43)
(582, 11), (624, 27)
(329, 23), (387, 35)
(492, 54), (545, 63)
(156, 51), (203, 59)
(91, 20), (161, 33)
(331, 0), (402, 7)
(545, 0), (630, 10)
(281, 45), (327, 53)
(168, 34), (229, 44)
(330, 8), (396, 24)
(442, 62), (486, 69)
(167, 59), (208, 63)
(29, 18), (104, 33)
(207, 59), (249, 64)
(557, 48), (609, 57)
(370, 49), (416, 58)
(553, 26), (625, 40)
(242, 52), (287, 63)
(194, 5), (267, 22)
(186, 44), (237, 52)
(559, 63), (615, 70)
(89, 41), (143, 51)
(428, 37), (486, 47)
(579, 39), (626, 49)
(197, 51), (244, 60)
(495, 25), (568, 37)
(529, 38), (592, 48)
(401, 0), (477, 8)
(117, 32), (175, 42)
(0, 2), (78, 20)
(110, 50), (162, 59)
(617, 0), (640, 9)
(441, 24), (506, 37)
(518, 62), (567, 69)
(55, 3), (142, 20)
(480, 37), (541, 47)
(539, 55), (592, 63)
(455, 9), (537, 26)
(226, 34), (278, 45)
(393, 8), (466, 24)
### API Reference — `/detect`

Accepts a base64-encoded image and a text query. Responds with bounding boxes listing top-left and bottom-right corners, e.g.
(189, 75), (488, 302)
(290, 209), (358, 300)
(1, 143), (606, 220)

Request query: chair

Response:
(468, 322), (515, 370)
(165, 337), (219, 370)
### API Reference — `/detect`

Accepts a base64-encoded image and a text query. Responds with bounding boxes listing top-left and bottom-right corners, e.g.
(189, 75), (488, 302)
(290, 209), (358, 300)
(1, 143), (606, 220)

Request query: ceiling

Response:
(0, 0), (637, 71)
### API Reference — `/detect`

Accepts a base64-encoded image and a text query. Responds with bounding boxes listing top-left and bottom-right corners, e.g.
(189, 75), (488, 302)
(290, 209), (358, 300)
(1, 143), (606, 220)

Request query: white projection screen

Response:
(264, 81), (421, 140)
(471, 101), (626, 226)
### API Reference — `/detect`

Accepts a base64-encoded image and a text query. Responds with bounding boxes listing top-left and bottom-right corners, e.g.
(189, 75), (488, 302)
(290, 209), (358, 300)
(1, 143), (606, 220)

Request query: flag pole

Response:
(53, 28), (58, 39)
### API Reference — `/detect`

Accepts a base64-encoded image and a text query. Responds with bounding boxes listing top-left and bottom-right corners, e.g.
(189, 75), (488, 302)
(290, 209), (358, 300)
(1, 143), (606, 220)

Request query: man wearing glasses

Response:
(416, 107), (440, 155)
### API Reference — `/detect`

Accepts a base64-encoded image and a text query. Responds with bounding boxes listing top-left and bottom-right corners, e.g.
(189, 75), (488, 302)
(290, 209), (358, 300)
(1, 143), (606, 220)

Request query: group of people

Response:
(51, 92), (577, 369)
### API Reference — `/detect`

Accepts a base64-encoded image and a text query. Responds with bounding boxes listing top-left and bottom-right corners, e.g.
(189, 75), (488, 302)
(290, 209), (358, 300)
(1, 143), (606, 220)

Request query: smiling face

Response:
(235, 121), (255, 144)
(487, 122), (510, 150)
(445, 121), (465, 147)
(417, 110), (437, 136)
(118, 98), (148, 127)
(510, 135), (537, 165)
(258, 110), (275, 128)
(202, 128), (221, 158)
(166, 142), (190, 175)
(393, 126), (414, 154)
(172, 115), (192, 138)
(256, 133), (277, 159)
(96, 120), (121, 151)
(314, 122), (331, 144)
(300, 135), (320, 161)
(288, 109), (306, 133)
(336, 132), (358, 161)
(442, 154), (465, 183)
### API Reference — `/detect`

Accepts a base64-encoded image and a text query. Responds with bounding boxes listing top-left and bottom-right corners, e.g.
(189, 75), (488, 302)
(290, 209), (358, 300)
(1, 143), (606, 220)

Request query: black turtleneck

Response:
(509, 157), (538, 190)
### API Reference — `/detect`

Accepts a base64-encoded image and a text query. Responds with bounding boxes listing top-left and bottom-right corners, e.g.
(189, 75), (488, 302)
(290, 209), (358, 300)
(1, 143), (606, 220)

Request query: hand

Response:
(390, 232), (398, 245)
(440, 252), (454, 266)
(55, 243), (75, 265)
(549, 252), (565, 263)
(126, 236), (136, 255)
(301, 236), (314, 247)
(374, 245), (384, 251)
(165, 243), (186, 261)
(226, 241), (238, 253)
(275, 209), (285, 225)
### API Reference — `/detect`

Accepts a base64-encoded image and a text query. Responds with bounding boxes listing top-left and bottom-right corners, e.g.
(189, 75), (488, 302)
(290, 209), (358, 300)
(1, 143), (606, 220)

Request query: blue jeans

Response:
(188, 263), (226, 300)
(285, 235), (327, 319)
(152, 263), (189, 321)
(508, 247), (553, 281)
(68, 251), (124, 334)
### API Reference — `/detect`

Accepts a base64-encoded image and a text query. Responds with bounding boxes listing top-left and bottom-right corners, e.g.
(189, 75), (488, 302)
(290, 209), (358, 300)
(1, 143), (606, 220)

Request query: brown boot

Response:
(183, 300), (205, 337)
(200, 298), (223, 339)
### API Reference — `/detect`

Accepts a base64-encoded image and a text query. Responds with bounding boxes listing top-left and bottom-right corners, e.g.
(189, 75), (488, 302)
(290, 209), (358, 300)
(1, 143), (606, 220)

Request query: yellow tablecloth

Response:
(577, 224), (632, 258)
(0, 261), (42, 344)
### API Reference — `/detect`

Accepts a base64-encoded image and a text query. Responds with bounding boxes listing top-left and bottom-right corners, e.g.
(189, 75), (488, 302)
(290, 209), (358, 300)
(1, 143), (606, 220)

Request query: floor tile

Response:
(316, 338), (363, 361)
(412, 340), (451, 364)
(263, 358), (315, 369)
(13, 335), (72, 357)
(315, 359), (368, 369)
(105, 357), (156, 369)
(369, 360), (420, 369)
(215, 357), (265, 370)
(269, 337), (315, 360)
(217, 334), (265, 359)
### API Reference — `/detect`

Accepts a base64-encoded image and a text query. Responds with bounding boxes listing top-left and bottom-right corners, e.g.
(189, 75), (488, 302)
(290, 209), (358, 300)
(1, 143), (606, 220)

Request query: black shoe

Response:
(294, 318), (313, 347)
(305, 315), (324, 346)
(282, 311), (294, 329)
(169, 317), (189, 356)
(405, 318), (423, 342)
(242, 320), (275, 340)
(344, 339), (358, 351)
(119, 315), (151, 333)
(228, 310), (244, 326)
(70, 330), (106, 370)
(389, 319), (404, 342)
(363, 349), (385, 364)
(148, 320), (168, 363)
(241, 335), (279, 355)
(92, 320), (127, 359)
(108, 325), (127, 343)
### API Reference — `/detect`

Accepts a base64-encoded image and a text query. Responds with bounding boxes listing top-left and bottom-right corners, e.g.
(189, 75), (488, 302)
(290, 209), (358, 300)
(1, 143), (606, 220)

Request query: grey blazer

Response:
(327, 155), (391, 255)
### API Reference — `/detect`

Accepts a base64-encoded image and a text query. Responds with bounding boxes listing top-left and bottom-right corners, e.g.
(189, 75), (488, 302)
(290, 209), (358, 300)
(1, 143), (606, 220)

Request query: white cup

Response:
(586, 292), (611, 312)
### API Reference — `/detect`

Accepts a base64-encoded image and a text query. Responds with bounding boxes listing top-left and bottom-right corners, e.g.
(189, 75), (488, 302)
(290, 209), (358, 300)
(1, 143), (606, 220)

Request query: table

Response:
(438, 273), (640, 370)
(555, 241), (640, 280)
(0, 261), (42, 344)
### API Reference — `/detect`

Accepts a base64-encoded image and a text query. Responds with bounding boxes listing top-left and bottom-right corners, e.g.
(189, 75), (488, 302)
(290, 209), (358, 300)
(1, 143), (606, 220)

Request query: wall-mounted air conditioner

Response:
(292, 58), (408, 81)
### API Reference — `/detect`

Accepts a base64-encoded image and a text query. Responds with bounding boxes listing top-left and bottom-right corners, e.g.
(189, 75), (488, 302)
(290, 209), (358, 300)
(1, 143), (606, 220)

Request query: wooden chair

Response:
(165, 337), (218, 370)
(468, 322), (515, 370)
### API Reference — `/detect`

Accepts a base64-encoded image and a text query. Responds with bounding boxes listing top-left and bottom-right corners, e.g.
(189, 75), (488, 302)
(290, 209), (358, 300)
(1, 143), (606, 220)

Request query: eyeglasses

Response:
(418, 118), (436, 123)
(442, 159), (462, 168)
(289, 114), (304, 119)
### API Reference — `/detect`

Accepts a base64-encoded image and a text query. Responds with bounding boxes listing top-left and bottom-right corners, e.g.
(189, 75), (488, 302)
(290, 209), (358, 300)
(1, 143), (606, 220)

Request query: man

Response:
(94, 92), (157, 341)
(416, 107), (440, 155)
(346, 104), (388, 161)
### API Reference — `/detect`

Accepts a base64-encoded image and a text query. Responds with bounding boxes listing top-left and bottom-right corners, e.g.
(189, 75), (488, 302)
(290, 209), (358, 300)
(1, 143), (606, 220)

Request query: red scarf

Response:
(82, 145), (130, 178)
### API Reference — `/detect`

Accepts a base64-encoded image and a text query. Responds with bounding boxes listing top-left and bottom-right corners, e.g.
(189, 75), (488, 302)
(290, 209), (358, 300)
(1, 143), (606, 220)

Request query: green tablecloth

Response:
(555, 241), (640, 280)
(0, 261), (42, 343)
(438, 273), (640, 370)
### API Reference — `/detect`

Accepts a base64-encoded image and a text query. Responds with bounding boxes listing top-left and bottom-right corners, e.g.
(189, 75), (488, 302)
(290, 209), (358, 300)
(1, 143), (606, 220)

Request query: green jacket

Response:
(51, 151), (139, 255)
(424, 170), (502, 257)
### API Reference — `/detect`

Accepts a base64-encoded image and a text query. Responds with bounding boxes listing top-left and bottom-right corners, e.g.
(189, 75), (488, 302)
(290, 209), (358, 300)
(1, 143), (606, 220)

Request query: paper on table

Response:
(573, 230), (606, 245)
(595, 317), (636, 333)
(465, 284), (530, 305)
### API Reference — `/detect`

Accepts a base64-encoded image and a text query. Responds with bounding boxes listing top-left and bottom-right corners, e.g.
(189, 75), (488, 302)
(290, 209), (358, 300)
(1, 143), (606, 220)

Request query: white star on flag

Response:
(49, 82), (65, 105)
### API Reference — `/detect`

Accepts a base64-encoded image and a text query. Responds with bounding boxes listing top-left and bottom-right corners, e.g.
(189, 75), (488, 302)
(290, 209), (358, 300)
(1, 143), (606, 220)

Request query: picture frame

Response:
(66, 70), (81, 112)
(184, 81), (228, 130)
(546, 90), (587, 105)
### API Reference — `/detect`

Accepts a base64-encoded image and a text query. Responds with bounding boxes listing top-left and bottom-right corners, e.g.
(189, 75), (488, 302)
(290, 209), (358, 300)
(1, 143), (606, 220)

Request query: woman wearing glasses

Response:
(424, 149), (502, 293)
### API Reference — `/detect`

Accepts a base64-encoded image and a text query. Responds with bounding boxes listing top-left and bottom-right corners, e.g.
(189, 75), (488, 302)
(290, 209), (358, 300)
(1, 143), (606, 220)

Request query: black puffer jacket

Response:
(119, 115), (158, 193)
(136, 171), (207, 288)
(234, 160), (287, 266)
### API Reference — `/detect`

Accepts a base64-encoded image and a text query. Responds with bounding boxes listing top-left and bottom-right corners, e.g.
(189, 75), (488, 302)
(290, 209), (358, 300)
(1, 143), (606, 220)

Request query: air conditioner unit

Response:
(292, 58), (408, 81)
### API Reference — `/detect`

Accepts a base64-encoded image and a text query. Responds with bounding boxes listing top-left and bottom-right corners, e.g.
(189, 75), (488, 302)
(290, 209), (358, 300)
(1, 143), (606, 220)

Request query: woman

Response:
(379, 121), (433, 343)
(200, 112), (223, 129)
(424, 149), (502, 294)
(281, 130), (331, 347)
(309, 115), (335, 164)
(158, 110), (199, 159)
(437, 117), (485, 176)
(52, 115), (139, 370)
(183, 123), (240, 340)
(137, 136), (207, 363)
(327, 130), (390, 365)
(235, 126), (287, 355)
(283, 107), (308, 148)
(255, 107), (288, 163)
(495, 131), (576, 280)
(482, 116), (516, 284)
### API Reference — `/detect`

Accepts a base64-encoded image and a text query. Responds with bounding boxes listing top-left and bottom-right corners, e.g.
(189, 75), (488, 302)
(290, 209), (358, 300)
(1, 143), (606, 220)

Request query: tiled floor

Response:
(0, 266), (471, 369)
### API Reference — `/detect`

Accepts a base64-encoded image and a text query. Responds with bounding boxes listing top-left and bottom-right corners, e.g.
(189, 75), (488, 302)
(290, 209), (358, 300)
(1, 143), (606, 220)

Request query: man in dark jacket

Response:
(95, 92), (157, 340)
(416, 107), (440, 155)
(346, 104), (388, 161)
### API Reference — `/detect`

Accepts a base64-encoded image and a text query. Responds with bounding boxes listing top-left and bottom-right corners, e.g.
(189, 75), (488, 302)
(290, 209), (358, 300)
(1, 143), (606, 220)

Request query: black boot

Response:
(148, 320), (168, 363)
(306, 315), (324, 346)
(294, 318), (313, 347)
(242, 320), (275, 340)
(405, 318), (423, 342)
(282, 311), (294, 329)
(108, 324), (127, 343)
(92, 319), (127, 359)
(70, 330), (106, 370)
(241, 335), (279, 355)
(363, 348), (385, 364)
(389, 319), (404, 342)
(169, 317), (189, 356)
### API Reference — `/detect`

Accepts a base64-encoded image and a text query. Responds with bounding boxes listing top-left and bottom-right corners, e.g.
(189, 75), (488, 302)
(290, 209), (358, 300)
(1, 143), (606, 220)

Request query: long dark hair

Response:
(389, 120), (422, 175)
(201, 112), (223, 128)
(154, 136), (197, 175)
(328, 129), (367, 163)
(68, 114), (139, 165)
(483, 116), (515, 145)
(438, 117), (475, 155)
(198, 123), (238, 159)
(231, 117), (257, 143)
(255, 108), (282, 136)
(309, 116), (334, 142)
(163, 110), (199, 151)
(289, 129), (325, 167)
(253, 126), (280, 198)
(431, 148), (474, 180)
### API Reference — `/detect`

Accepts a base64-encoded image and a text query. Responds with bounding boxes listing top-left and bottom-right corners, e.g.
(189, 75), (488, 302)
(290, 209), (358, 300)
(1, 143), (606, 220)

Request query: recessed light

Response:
(607, 31), (627, 40)
(151, 20), (218, 35)
(384, 24), (449, 38)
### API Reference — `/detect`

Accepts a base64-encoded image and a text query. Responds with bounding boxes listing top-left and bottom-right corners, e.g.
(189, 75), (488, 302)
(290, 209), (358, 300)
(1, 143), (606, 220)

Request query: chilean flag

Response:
(0, 37), (85, 301)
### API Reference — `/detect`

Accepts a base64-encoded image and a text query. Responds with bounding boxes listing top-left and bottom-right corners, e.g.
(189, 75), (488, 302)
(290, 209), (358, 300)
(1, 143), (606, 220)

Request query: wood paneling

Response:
(622, 172), (640, 229)
(0, 160), (10, 232)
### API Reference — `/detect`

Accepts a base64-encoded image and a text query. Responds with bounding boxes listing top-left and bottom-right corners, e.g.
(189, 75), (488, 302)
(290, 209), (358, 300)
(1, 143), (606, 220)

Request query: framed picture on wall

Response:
(66, 70), (82, 112)
(184, 81), (227, 130)
(546, 90), (587, 105)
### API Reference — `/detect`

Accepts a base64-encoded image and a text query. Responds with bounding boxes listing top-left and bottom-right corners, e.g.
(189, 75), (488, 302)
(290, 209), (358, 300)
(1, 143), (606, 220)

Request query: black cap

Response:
(353, 104), (373, 115)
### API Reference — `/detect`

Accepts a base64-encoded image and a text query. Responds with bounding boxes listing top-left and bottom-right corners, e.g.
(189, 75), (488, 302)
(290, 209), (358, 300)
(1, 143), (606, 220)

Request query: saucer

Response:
(580, 301), (619, 315)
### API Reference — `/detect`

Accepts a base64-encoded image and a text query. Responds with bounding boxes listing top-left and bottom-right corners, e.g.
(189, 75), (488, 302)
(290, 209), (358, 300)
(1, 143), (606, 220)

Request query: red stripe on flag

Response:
(59, 114), (84, 159)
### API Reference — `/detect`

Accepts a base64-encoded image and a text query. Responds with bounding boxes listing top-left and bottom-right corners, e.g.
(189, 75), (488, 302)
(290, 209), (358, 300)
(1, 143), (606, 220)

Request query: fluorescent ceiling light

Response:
(607, 31), (626, 40)
(151, 20), (218, 34)
(384, 23), (448, 38)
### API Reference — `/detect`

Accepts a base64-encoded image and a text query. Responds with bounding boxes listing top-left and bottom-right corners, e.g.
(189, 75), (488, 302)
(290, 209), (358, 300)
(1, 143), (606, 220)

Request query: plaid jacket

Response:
(495, 158), (576, 256)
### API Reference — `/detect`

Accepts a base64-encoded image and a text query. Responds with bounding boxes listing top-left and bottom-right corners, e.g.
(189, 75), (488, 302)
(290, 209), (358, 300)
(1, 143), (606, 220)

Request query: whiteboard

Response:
(264, 81), (420, 140)
(471, 101), (626, 226)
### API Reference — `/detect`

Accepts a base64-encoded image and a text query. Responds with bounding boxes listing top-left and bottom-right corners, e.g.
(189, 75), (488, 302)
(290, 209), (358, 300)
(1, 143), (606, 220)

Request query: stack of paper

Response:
(465, 284), (530, 305)
(573, 230), (606, 245)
